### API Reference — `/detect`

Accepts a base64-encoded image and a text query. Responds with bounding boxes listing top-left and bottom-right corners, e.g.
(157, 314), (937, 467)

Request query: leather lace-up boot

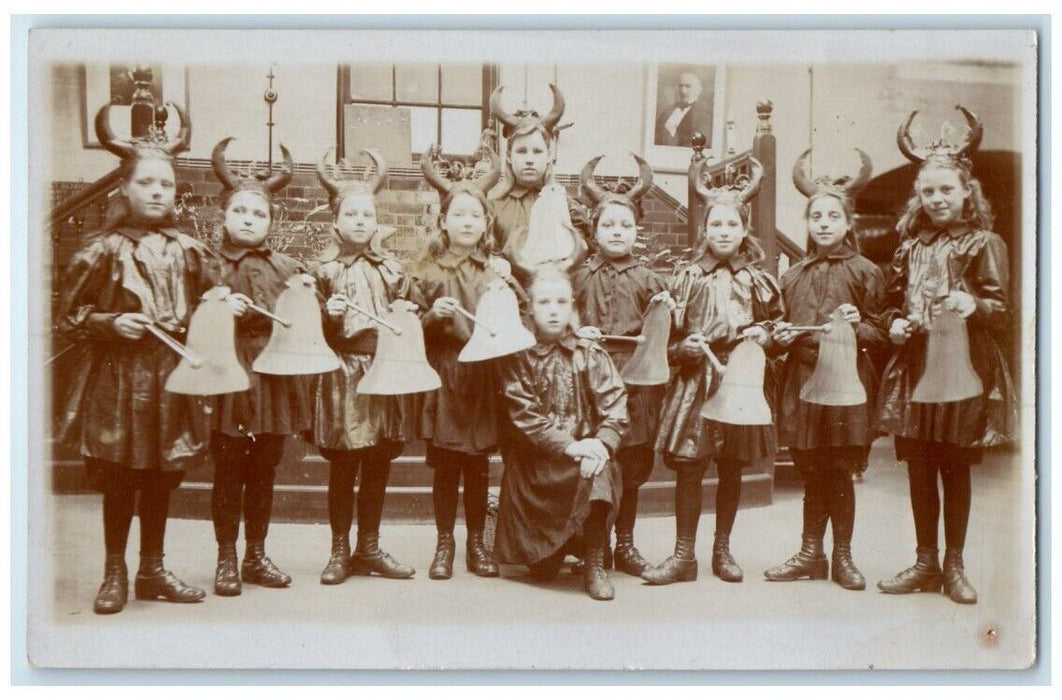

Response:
(134, 555), (206, 603)
(214, 543), (241, 596)
(465, 530), (500, 577)
(583, 546), (615, 601)
(942, 548), (978, 604)
(711, 531), (743, 583)
(764, 534), (828, 582)
(877, 547), (944, 594)
(241, 539), (292, 588)
(613, 530), (650, 577)
(831, 541), (866, 591)
(428, 532), (455, 580)
(320, 532), (351, 585)
(640, 535), (697, 585)
(349, 531), (415, 579)
(93, 554), (128, 614)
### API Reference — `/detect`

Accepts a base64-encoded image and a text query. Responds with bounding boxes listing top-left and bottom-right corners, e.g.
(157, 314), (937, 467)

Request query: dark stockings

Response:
(674, 465), (704, 539)
(822, 468), (855, 543)
(907, 458), (972, 550)
(137, 488), (171, 557)
(432, 452), (490, 534)
(211, 433), (283, 544)
(800, 471), (830, 540)
(715, 460), (743, 536)
(102, 491), (135, 555)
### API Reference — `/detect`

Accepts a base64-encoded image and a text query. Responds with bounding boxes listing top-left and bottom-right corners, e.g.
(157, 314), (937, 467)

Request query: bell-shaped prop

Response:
(912, 308), (983, 403)
(506, 181), (587, 277)
(700, 340), (772, 426)
(458, 279), (535, 362)
(357, 299), (442, 395)
(253, 274), (342, 376)
(165, 286), (250, 396)
(621, 300), (672, 386)
(799, 309), (867, 407)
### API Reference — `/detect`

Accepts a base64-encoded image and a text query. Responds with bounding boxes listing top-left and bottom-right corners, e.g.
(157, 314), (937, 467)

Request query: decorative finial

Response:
(756, 99), (774, 134)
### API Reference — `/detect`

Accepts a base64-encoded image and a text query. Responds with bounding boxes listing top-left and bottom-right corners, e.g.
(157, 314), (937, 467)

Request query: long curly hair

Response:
(693, 201), (767, 264)
(896, 162), (995, 237)
(425, 186), (495, 260)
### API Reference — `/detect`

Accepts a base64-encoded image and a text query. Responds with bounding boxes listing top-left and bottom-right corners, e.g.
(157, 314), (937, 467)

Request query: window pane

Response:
(395, 63), (438, 104)
(440, 109), (483, 155)
(409, 106), (439, 154)
(350, 63), (393, 102)
(440, 63), (482, 106)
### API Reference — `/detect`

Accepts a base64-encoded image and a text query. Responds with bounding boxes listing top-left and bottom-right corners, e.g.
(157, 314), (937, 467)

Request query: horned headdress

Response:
(896, 104), (984, 172)
(689, 156), (764, 211)
(791, 148), (873, 200)
(95, 101), (192, 163)
(580, 153), (654, 216)
(420, 142), (501, 200)
(316, 148), (388, 210)
(211, 137), (294, 203)
(489, 83), (566, 140)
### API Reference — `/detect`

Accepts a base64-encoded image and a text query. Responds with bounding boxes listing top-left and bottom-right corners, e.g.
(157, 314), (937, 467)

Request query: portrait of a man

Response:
(653, 65), (715, 148)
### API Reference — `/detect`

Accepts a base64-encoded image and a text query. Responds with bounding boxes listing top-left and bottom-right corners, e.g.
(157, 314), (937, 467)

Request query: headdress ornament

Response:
(489, 83), (566, 139)
(896, 104), (983, 172)
(580, 153), (654, 212)
(316, 148), (387, 209)
(211, 137), (293, 201)
(420, 140), (501, 199)
(791, 148), (873, 199)
(95, 101), (191, 162)
(689, 156), (764, 210)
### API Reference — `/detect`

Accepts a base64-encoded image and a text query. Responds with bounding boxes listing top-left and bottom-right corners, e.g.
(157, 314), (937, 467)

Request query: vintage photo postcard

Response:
(23, 27), (1039, 671)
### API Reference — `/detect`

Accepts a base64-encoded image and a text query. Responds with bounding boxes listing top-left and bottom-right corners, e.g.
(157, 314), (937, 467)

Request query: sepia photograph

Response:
(21, 26), (1040, 672)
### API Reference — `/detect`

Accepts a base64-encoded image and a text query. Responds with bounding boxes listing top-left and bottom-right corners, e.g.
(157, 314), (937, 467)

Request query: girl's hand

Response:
(432, 296), (461, 319)
(772, 321), (799, 347)
(397, 299), (420, 314)
(742, 325), (770, 347)
(650, 291), (677, 311)
(579, 455), (607, 479)
(945, 290), (977, 318)
(889, 318), (913, 345)
(837, 303), (861, 325)
(225, 292), (253, 318)
(113, 313), (152, 340)
(576, 325), (603, 341)
(325, 293), (348, 319)
(679, 332), (707, 359)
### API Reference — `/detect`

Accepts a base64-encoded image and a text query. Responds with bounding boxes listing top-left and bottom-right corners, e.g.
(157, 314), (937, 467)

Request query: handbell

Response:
(165, 286), (250, 396)
(253, 274), (342, 376)
(620, 299), (672, 386)
(357, 299), (442, 395)
(506, 180), (588, 278)
(912, 308), (983, 403)
(700, 339), (772, 426)
(458, 279), (536, 363)
(799, 309), (867, 407)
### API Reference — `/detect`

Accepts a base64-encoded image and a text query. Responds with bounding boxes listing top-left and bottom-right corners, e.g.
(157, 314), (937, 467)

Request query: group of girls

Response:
(57, 91), (1016, 613)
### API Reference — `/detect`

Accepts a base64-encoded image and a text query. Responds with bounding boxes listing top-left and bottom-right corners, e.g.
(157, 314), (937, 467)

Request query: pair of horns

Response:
(689, 156), (764, 205)
(490, 83), (565, 133)
(316, 148), (387, 197)
(211, 137), (293, 194)
(420, 146), (501, 196)
(897, 105), (984, 164)
(94, 102), (191, 160)
(791, 148), (873, 198)
(580, 154), (653, 205)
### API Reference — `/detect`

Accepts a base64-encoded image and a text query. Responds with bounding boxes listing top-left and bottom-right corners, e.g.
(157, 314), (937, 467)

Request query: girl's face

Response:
(335, 191), (378, 246)
(441, 192), (487, 251)
(704, 204), (747, 259)
(595, 203), (638, 259)
(531, 278), (574, 341)
(917, 166), (971, 228)
(223, 190), (272, 248)
(120, 157), (177, 222)
(806, 195), (849, 254)
(509, 130), (550, 188)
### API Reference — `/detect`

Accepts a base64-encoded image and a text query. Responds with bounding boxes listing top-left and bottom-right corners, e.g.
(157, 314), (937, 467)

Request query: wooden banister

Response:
(49, 168), (121, 231)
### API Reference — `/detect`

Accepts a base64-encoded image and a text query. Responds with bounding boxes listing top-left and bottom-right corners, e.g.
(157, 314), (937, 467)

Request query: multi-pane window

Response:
(340, 63), (495, 159)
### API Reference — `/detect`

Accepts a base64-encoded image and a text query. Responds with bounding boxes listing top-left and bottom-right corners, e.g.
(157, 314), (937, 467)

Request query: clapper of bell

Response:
(912, 308), (983, 403)
(357, 299), (442, 395)
(458, 279), (535, 363)
(509, 181), (587, 276)
(165, 286), (250, 396)
(621, 300), (672, 386)
(799, 309), (867, 407)
(700, 340), (772, 425)
(253, 275), (342, 376)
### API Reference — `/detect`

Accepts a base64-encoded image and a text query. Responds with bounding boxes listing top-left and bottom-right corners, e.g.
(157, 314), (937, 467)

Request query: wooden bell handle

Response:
(697, 340), (726, 375)
(246, 302), (291, 328)
(344, 300), (403, 336)
(787, 324), (832, 334)
(600, 334), (645, 344)
(453, 304), (497, 337)
(145, 324), (203, 369)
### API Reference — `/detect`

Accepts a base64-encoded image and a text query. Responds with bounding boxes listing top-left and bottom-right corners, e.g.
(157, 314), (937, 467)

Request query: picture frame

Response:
(643, 62), (726, 172)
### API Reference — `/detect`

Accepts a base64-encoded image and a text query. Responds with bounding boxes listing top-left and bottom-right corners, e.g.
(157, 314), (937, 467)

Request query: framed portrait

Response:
(80, 63), (189, 149)
(643, 62), (726, 172)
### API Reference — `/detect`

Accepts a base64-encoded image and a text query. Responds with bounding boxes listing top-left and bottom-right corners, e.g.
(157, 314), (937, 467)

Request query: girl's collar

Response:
(219, 238), (271, 262)
(695, 250), (750, 273)
(434, 247), (488, 270)
(917, 225), (973, 244)
(530, 330), (578, 355)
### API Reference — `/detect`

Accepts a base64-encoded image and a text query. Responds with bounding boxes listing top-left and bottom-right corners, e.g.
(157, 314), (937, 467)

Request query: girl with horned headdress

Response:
(313, 149), (422, 585)
(56, 102), (220, 614)
(641, 157), (784, 587)
(763, 148), (887, 592)
(876, 107), (1017, 605)
(414, 142), (521, 581)
(206, 138), (310, 597)
(571, 154), (675, 577)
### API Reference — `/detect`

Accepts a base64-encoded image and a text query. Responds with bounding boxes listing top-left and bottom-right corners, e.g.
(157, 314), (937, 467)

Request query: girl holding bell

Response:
(876, 107), (1018, 605)
(207, 138), (311, 597)
(642, 157), (784, 586)
(764, 149), (887, 591)
(571, 154), (674, 577)
(313, 150), (421, 585)
(413, 145), (520, 580)
(57, 103), (218, 614)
